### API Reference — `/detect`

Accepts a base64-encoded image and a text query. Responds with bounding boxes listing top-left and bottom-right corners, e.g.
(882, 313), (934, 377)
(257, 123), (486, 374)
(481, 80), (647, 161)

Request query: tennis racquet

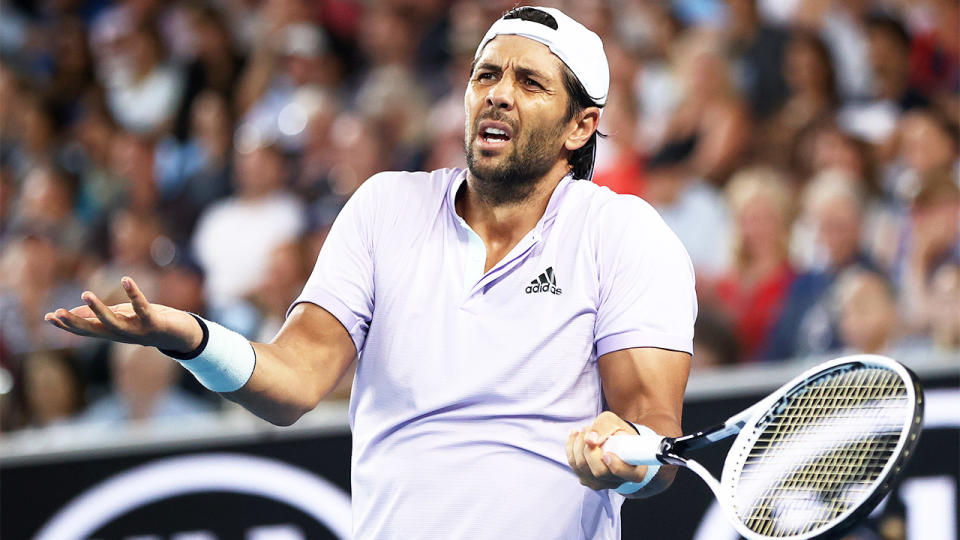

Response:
(603, 354), (924, 540)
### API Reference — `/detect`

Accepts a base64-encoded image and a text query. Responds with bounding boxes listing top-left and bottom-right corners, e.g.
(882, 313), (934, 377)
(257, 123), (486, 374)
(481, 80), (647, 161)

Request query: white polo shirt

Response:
(291, 168), (697, 539)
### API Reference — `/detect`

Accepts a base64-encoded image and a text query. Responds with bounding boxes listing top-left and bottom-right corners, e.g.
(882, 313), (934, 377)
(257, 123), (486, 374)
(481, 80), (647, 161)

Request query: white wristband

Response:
(615, 423), (662, 495)
(161, 314), (256, 393)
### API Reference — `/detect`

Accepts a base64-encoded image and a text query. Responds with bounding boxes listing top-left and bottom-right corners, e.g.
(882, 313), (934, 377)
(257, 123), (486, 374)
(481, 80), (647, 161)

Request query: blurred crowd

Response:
(0, 0), (957, 433)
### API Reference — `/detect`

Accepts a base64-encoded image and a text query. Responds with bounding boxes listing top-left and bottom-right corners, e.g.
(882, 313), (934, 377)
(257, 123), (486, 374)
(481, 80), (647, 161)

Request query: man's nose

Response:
(485, 77), (515, 110)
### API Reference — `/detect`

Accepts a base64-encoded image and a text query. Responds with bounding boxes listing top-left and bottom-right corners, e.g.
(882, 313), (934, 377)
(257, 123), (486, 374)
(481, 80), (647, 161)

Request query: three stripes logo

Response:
(525, 267), (562, 295)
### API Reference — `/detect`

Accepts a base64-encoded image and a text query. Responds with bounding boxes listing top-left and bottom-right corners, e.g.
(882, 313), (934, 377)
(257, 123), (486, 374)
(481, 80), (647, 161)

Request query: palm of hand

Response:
(45, 277), (201, 353)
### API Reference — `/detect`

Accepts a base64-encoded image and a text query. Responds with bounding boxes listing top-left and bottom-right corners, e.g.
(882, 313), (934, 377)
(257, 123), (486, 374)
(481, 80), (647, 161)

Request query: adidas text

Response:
(525, 267), (562, 295)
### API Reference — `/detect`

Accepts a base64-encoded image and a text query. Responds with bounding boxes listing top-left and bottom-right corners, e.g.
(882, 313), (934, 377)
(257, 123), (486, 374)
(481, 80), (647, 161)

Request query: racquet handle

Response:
(602, 433), (664, 466)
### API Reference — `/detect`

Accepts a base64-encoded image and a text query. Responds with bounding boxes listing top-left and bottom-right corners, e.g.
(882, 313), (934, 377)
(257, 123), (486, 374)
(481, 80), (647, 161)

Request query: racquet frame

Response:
(604, 354), (925, 540)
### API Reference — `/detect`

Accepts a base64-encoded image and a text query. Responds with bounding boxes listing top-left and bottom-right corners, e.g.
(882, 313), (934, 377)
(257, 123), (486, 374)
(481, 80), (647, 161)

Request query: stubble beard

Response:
(464, 113), (566, 206)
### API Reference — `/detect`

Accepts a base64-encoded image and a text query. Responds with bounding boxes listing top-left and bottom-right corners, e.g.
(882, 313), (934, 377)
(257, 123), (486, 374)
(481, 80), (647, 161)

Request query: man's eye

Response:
(525, 78), (543, 89)
(477, 72), (495, 81)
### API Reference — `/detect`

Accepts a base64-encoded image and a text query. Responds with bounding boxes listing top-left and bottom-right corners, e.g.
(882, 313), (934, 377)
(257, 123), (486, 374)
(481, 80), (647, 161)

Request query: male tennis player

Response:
(46, 6), (696, 539)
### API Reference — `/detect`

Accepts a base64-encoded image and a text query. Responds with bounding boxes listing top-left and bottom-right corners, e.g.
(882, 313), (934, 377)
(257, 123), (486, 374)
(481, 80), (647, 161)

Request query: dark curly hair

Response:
(560, 65), (605, 179)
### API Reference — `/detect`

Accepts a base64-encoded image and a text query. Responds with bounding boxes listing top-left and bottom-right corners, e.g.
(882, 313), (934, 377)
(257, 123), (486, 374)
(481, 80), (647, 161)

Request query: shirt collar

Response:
(447, 168), (575, 235)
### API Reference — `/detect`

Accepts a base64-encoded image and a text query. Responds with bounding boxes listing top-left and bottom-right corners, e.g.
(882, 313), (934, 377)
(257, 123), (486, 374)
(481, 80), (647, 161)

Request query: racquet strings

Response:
(730, 365), (912, 538)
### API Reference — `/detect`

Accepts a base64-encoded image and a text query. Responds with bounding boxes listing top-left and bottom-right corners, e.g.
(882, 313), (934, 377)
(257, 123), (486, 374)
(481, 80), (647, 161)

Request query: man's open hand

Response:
(44, 276), (203, 353)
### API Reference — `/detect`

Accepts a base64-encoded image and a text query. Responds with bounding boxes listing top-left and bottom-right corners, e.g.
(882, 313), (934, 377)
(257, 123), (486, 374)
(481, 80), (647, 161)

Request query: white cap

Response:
(474, 6), (610, 106)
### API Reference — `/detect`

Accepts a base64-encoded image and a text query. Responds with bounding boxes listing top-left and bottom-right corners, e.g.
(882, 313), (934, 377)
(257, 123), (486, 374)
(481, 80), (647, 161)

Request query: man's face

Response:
(463, 35), (574, 202)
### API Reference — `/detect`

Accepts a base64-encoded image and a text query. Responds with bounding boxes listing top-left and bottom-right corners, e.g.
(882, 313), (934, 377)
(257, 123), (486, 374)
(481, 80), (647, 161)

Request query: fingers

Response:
(44, 312), (75, 333)
(573, 430), (588, 477)
(567, 412), (651, 491)
(121, 276), (151, 318)
(585, 411), (631, 447)
(46, 308), (106, 338)
(603, 452), (648, 484)
(566, 429), (591, 485)
(583, 432), (614, 480)
(567, 428), (621, 490)
(68, 305), (96, 318)
(44, 280), (149, 343)
(81, 291), (123, 330)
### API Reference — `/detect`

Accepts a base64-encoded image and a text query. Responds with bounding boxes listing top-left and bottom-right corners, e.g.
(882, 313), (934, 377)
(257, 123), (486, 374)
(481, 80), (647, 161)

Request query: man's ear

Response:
(565, 107), (601, 152)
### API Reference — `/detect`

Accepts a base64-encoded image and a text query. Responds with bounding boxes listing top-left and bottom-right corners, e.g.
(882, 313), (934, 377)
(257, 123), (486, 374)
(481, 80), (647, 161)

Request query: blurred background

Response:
(0, 0), (957, 539)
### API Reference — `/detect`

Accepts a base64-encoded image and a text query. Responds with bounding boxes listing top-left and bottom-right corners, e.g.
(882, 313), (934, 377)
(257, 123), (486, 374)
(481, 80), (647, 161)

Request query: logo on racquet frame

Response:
(525, 267), (562, 295)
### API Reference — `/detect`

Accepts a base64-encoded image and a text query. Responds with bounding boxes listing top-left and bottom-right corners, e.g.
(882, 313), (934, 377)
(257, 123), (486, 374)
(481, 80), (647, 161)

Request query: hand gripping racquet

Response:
(603, 354), (924, 540)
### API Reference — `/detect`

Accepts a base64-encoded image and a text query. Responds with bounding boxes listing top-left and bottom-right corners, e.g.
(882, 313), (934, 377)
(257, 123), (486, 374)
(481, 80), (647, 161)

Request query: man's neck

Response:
(459, 163), (569, 240)
(457, 162), (571, 271)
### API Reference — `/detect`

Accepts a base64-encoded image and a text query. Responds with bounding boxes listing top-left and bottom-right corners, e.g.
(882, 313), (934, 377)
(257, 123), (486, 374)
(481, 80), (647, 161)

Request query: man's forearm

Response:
(198, 304), (358, 426)
(220, 340), (352, 426)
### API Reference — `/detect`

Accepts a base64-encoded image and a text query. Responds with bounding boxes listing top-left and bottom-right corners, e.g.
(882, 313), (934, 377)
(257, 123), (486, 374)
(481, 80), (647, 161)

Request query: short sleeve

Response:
(594, 197), (698, 357)
(288, 177), (382, 354)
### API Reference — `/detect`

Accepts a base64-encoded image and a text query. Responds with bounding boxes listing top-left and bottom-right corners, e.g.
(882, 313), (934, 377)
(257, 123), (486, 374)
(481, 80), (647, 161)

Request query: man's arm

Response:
(228, 302), (356, 425)
(46, 277), (357, 426)
(566, 347), (690, 497)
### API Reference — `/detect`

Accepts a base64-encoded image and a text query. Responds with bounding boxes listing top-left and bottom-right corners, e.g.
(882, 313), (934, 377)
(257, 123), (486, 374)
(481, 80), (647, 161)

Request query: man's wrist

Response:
(160, 313), (209, 360)
(158, 315), (256, 393)
(615, 423), (662, 495)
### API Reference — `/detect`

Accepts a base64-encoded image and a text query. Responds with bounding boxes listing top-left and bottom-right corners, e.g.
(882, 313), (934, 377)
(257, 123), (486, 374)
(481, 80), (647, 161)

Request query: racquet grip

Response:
(602, 433), (664, 466)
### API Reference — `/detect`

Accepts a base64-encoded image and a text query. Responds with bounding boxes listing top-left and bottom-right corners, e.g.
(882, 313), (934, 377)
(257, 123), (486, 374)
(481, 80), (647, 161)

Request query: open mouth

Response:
(480, 127), (511, 143)
(477, 120), (514, 147)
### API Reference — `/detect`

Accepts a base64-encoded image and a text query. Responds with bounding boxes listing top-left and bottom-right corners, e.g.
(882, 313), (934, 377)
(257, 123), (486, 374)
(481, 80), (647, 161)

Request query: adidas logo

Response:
(525, 267), (562, 295)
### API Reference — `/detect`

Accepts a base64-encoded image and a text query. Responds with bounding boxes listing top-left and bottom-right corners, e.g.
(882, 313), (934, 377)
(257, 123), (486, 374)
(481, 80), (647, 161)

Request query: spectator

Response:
(834, 267), (903, 356)
(291, 88), (338, 200)
(44, 16), (95, 127)
(21, 350), (86, 429)
(154, 257), (207, 316)
(865, 13), (930, 112)
(322, 113), (390, 204)
(643, 140), (731, 280)
(711, 167), (796, 361)
(4, 93), (57, 181)
(249, 240), (313, 343)
(883, 109), (958, 203)
(356, 2), (421, 74)
(353, 65), (430, 172)
(758, 30), (837, 169)
(104, 23), (184, 135)
(906, 0), (959, 122)
(422, 0), (485, 172)
(898, 173), (960, 334)
(172, 3), (246, 140)
(191, 143), (305, 322)
(6, 165), (88, 251)
(724, 0), (791, 118)
(154, 90), (234, 245)
(928, 263), (960, 353)
(85, 208), (165, 305)
(0, 233), (88, 355)
(592, 84), (645, 197)
(837, 13), (928, 144)
(630, 2), (685, 155)
(236, 21), (337, 151)
(81, 343), (213, 424)
(660, 29), (750, 185)
(793, 118), (876, 193)
(107, 131), (160, 214)
(813, 0), (874, 100)
(691, 309), (740, 370)
(766, 172), (876, 360)
(71, 107), (124, 227)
